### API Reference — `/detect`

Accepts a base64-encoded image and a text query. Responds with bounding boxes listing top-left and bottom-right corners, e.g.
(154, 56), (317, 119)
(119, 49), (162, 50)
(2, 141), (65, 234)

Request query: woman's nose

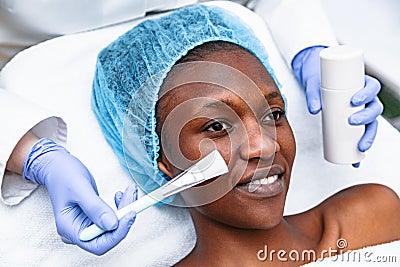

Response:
(239, 123), (279, 161)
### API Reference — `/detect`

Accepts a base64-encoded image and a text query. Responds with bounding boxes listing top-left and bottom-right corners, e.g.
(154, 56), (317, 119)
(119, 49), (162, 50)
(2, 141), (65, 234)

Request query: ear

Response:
(158, 158), (174, 178)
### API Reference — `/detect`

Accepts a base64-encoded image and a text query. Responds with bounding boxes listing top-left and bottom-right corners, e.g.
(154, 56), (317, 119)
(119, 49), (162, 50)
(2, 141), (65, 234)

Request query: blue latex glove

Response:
(114, 184), (138, 211)
(292, 46), (384, 167)
(23, 138), (137, 255)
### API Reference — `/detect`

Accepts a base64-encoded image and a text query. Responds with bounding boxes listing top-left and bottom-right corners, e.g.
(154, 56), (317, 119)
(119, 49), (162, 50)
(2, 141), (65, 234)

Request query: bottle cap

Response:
(320, 45), (364, 90)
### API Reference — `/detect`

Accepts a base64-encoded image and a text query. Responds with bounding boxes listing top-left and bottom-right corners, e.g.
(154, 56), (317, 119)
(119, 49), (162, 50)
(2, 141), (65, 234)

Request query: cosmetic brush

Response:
(79, 149), (228, 241)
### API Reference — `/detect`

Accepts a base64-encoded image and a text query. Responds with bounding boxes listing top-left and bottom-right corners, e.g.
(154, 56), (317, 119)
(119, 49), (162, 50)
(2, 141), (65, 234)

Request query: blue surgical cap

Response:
(91, 4), (280, 195)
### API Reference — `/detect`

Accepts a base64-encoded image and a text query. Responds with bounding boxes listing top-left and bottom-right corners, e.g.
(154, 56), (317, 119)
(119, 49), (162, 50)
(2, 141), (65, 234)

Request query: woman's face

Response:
(157, 47), (296, 229)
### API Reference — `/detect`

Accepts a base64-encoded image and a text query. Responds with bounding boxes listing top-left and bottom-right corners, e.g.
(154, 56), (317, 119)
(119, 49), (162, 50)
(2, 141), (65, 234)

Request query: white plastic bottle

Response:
(320, 45), (365, 164)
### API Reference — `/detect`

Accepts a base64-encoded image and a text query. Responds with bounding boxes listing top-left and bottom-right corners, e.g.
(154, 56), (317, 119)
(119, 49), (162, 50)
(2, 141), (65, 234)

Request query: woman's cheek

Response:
(280, 125), (296, 165)
(212, 136), (231, 163)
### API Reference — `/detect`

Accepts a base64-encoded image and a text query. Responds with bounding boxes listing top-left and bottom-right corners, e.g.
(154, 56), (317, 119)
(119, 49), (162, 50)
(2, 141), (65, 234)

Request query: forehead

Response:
(159, 48), (281, 105)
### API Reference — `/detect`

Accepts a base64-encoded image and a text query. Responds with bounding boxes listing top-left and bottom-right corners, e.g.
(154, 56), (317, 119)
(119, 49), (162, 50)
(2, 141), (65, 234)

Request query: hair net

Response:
(91, 4), (281, 195)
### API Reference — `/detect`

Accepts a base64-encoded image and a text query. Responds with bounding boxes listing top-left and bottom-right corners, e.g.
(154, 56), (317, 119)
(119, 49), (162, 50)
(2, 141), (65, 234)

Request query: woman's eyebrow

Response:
(192, 90), (283, 117)
(193, 98), (237, 117)
(265, 91), (283, 102)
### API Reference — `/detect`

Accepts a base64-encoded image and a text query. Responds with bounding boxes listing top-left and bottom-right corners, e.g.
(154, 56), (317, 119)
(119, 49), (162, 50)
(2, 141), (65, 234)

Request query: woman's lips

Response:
(234, 165), (285, 198)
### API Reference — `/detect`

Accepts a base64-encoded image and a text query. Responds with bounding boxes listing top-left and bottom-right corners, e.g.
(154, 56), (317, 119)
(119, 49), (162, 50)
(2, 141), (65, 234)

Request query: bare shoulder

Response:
(320, 183), (400, 250)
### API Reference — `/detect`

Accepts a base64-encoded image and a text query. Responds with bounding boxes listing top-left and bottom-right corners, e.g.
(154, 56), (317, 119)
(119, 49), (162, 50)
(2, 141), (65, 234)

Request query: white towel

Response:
(0, 2), (399, 266)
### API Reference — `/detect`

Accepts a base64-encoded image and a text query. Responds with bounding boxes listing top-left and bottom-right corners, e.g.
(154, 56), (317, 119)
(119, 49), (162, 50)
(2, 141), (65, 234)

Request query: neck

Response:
(184, 209), (313, 266)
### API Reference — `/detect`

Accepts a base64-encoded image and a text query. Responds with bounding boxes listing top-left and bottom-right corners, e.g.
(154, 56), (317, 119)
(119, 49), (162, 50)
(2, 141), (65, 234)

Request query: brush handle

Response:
(79, 194), (159, 241)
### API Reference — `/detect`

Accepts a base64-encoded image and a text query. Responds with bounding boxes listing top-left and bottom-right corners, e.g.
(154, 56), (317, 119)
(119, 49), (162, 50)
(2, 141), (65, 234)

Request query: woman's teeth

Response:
(248, 174), (279, 192)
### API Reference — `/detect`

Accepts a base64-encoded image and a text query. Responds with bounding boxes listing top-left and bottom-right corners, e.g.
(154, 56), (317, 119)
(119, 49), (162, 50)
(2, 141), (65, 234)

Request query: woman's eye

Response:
(205, 121), (231, 132)
(263, 109), (285, 122)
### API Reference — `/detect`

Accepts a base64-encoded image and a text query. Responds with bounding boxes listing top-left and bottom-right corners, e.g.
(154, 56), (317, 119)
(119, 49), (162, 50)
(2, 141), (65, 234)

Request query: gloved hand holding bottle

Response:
(22, 137), (137, 256)
(291, 46), (384, 167)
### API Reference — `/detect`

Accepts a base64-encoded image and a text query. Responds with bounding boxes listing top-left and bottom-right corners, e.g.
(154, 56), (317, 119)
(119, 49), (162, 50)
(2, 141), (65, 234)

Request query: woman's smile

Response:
(234, 164), (286, 198)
